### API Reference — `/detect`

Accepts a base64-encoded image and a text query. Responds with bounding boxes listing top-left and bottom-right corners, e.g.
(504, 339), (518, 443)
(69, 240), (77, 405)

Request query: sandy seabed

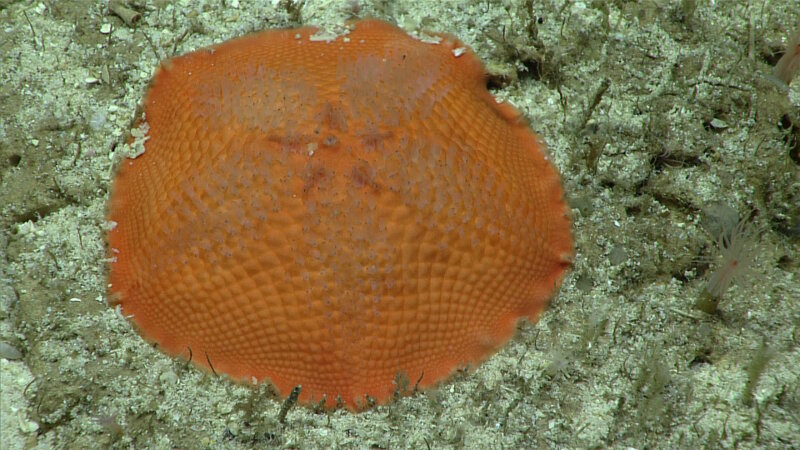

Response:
(1, 1), (798, 449)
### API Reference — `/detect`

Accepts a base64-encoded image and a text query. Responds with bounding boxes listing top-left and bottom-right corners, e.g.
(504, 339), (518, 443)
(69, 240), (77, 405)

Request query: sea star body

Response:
(107, 19), (572, 409)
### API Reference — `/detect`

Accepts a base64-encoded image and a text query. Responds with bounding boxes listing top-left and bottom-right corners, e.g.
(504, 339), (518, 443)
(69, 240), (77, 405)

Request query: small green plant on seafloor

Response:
(633, 342), (672, 431)
(742, 338), (774, 407)
(695, 213), (760, 314)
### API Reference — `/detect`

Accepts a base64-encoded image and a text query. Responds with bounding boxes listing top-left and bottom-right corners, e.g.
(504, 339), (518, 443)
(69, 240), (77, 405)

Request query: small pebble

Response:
(609, 245), (627, 265)
(0, 342), (23, 360)
(19, 418), (39, 434)
(216, 402), (233, 414)
(709, 118), (728, 129)
(159, 369), (178, 385)
(100, 23), (112, 34)
(90, 109), (107, 130)
(16, 221), (34, 236)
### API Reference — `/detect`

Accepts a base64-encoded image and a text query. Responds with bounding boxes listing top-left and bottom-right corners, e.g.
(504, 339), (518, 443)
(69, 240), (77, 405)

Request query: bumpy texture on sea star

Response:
(107, 19), (572, 409)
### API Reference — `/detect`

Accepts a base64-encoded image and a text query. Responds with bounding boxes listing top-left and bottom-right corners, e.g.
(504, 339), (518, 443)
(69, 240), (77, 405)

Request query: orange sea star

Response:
(107, 19), (572, 410)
